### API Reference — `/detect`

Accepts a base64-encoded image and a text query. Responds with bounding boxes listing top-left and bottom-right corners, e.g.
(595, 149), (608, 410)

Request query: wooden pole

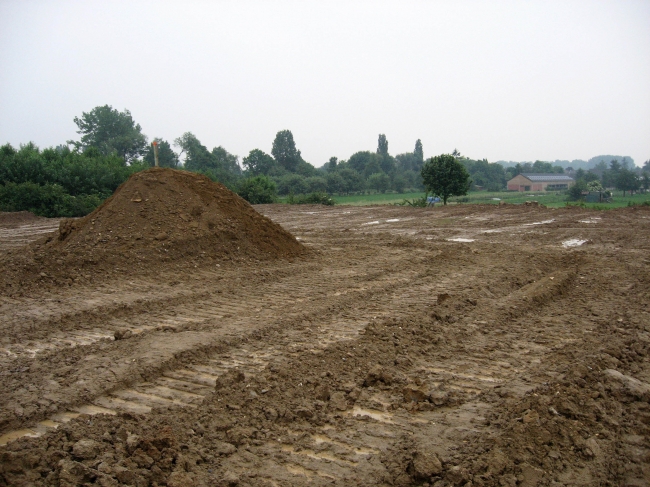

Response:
(153, 141), (160, 167)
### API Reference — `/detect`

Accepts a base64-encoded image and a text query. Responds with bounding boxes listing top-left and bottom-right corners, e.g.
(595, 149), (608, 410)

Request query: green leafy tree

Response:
(211, 146), (241, 176)
(414, 139), (423, 164)
(586, 180), (603, 192)
(348, 151), (378, 175)
(616, 168), (639, 196)
(236, 175), (277, 204)
(174, 132), (241, 187)
(144, 139), (179, 168)
(339, 168), (365, 193)
(304, 176), (327, 193)
(460, 158), (505, 191)
(568, 179), (588, 201)
(174, 132), (212, 170)
(363, 158), (383, 178)
(421, 154), (471, 205)
(395, 152), (419, 172)
(276, 174), (308, 195)
(326, 172), (345, 194)
(242, 149), (278, 176)
(70, 105), (148, 163)
(272, 130), (302, 172)
(377, 134), (388, 156)
(392, 174), (407, 193)
(531, 160), (555, 173)
(367, 172), (390, 193)
(326, 157), (338, 172)
(641, 172), (650, 192)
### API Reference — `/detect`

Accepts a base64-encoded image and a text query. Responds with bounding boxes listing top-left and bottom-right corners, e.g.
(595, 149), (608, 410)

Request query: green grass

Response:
(332, 192), (425, 206)
(449, 190), (650, 209)
(290, 190), (650, 208)
(275, 192), (425, 206)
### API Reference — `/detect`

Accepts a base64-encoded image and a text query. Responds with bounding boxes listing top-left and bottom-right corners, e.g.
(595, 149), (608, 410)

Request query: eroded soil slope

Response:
(0, 203), (648, 486)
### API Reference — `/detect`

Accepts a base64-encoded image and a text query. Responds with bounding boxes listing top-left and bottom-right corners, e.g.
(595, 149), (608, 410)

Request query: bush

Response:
(367, 172), (390, 193)
(396, 194), (428, 207)
(286, 192), (334, 205)
(275, 174), (308, 196)
(304, 176), (328, 193)
(236, 175), (277, 204)
(0, 181), (106, 217)
(567, 180), (587, 201)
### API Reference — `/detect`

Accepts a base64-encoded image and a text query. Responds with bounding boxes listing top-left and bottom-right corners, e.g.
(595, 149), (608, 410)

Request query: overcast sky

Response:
(1, 1), (649, 167)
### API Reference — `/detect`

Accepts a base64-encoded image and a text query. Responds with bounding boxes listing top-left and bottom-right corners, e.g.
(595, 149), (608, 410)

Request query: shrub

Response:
(236, 175), (277, 204)
(286, 192), (334, 205)
(0, 181), (106, 217)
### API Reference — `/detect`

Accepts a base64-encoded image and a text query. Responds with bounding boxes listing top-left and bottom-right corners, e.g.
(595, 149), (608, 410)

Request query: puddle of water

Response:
(311, 433), (378, 455)
(481, 229), (502, 233)
(286, 464), (312, 477)
(0, 428), (38, 446)
(351, 406), (394, 423)
(52, 411), (81, 423)
(38, 419), (60, 429)
(75, 404), (117, 415)
(361, 221), (380, 226)
(562, 239), (588, 248)
(524, 219), (555, 226)
(385, 219), (400, 223)
(424, 366), (502, 383)
(447, 238), (475, 243)
(282, 445), (358, 466)
(579, 219), (600, 223)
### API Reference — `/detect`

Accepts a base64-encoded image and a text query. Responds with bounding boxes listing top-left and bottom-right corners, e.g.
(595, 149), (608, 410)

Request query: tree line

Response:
(1, 105), (432, 213)
(568, 159), (650, 199)
(1, 104), (648, 215)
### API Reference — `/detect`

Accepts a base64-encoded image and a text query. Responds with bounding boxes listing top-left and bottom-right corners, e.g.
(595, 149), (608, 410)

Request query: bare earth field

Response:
(1, 201), (649, 486)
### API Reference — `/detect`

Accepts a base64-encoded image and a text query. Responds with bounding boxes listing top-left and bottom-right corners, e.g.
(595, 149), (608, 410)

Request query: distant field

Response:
(312, 190), (650, 208)
(452, 190), (650, 209)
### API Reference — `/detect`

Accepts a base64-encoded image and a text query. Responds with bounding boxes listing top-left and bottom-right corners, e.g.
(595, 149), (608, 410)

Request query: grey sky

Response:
(1, 0), (649, 167)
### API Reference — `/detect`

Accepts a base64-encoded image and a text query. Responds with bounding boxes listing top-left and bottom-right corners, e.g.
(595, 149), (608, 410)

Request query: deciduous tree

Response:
(272, 130), (302, 172)
(144, 139), (179, 168)
(414, 139), (423, 164)
(377, 134), (388, 156)
(70, 105), (148, 163)
(421, 154), (471, 205)
(242, 149), (277, 176)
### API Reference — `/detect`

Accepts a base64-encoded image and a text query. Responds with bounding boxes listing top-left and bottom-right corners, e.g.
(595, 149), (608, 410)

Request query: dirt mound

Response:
(1, 168), (305, 292)
(53, 168), (303, 259)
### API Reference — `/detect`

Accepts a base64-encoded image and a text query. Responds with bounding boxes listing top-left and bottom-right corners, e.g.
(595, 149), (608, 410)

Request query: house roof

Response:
(519, 173), (574, 182)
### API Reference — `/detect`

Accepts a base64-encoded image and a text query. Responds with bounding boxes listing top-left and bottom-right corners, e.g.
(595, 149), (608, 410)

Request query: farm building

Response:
(507, 173), (575, 192)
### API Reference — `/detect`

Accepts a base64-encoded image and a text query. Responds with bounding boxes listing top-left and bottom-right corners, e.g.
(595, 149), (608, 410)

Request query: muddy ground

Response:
(0, 203), (649, 486)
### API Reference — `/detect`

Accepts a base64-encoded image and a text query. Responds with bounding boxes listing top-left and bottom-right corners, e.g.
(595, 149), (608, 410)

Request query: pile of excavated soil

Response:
(0, 168), (305, 293)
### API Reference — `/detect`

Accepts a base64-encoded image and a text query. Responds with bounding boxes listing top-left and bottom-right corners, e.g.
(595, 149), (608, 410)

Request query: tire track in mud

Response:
(0, 247), (432, 444)
(209, 269), (585, 485)
(0, 263), (578, 463)
(0, 221), (60, 249)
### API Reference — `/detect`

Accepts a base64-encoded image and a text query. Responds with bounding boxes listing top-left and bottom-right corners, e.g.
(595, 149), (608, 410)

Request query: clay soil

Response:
(0, 200), (649, 486)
